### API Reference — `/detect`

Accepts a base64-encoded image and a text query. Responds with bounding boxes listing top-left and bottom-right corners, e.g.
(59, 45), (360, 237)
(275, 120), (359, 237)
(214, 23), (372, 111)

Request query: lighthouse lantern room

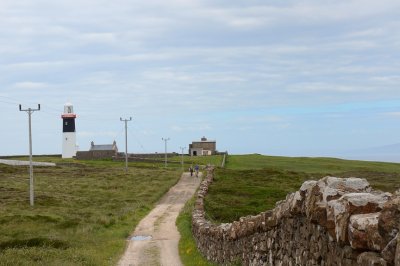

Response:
(62, 103), (77, 158)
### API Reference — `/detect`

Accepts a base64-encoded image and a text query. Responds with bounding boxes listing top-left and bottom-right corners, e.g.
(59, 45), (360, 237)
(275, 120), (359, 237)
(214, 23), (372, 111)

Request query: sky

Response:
(1, 0), (400, 161)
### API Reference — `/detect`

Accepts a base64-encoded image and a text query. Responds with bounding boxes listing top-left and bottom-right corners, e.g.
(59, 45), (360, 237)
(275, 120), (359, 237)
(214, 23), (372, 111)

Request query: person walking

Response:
(189, 166), (194, 177)
(194, 164), (199, 178)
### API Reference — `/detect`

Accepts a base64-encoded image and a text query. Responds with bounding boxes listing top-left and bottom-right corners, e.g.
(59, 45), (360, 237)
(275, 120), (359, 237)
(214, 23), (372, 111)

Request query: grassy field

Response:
(178, 154), (400, 265)
(204, 154), (400, 223)
(4, 154), (400, 265)
(0, 157), (182, 265)
(161, 154), (224, 169)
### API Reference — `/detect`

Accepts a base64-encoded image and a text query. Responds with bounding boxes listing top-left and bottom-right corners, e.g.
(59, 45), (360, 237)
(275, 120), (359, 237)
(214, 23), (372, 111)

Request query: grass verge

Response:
(176, 197), (216, 266)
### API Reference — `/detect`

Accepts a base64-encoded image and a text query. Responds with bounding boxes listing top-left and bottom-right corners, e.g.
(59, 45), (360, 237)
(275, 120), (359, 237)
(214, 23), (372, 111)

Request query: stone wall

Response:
(76, 150), (117, 160)
(192, 167), (400, 265)
(118, 153), (178, 159)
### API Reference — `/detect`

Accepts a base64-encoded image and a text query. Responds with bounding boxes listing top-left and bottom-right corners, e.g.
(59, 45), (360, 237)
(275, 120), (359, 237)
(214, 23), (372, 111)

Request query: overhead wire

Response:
(128, 128), (147, 153)
(1, 95), (151, 153)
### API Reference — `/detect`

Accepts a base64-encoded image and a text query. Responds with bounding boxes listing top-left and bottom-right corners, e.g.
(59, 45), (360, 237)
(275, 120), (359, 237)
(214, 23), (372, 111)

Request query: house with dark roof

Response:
(76, 141), (118, 160)
(189, 136), (216, 156)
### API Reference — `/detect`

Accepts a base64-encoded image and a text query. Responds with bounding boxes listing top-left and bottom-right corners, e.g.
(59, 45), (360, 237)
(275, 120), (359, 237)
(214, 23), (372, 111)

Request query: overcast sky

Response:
(1, 0), (400, 161)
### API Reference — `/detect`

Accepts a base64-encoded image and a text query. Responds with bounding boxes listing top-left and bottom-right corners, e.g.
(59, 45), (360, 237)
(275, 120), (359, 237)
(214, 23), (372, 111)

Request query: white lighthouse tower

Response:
(62, 102), (77, 158)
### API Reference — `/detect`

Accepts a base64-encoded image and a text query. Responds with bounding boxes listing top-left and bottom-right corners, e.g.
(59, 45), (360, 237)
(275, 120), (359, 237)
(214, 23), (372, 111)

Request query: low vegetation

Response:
(0, 157), (182, 265)
(3, 154), (400, 265)
(205, 154), (400, 223)
(176, 198), (216, 266)
(178, 153), (400, 265)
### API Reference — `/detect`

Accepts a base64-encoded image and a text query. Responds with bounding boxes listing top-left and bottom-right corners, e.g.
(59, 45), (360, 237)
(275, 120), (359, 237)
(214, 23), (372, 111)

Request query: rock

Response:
(357, 252), (387, 266)
(325, 176), (371, 193)
(395, 235), (400, 266)
(381, 234), (398, 264)
(192, 170), (398, 265)
(379, 196), (400, 246)
(327, 193), (389, 244)
(304, 179), (327, 225)
(348, 213), (384, 251)
(305, 177), (371, 227)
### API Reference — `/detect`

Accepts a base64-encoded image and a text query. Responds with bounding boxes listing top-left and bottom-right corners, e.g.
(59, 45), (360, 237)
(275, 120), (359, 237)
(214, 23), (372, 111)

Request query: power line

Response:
(0, 100), (18, 106)
(128, 127), (147, 153)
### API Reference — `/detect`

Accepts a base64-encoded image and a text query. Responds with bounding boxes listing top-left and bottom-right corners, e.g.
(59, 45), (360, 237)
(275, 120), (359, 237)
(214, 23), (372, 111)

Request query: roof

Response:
(90, 144), (115, 151)
(192, 140), (216, 143)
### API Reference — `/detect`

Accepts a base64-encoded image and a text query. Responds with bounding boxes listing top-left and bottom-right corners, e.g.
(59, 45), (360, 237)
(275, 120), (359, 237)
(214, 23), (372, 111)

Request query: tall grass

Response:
(0, 158), (181, 265)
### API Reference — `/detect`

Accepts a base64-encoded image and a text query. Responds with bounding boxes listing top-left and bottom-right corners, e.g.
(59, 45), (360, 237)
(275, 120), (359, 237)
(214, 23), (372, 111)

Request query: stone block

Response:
(327, 192), (389, 244)
(379, 196), (400, 246)
(348, 213), (384, 251)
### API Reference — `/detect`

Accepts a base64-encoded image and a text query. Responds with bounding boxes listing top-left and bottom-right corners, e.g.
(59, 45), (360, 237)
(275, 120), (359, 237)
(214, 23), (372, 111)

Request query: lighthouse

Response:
(62, 102), (77, 158)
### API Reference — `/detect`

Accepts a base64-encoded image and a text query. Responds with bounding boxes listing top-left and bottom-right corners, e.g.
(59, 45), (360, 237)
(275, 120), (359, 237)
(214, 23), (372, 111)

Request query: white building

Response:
(189, 136), (217, 156)
(62, 103), (78, 158)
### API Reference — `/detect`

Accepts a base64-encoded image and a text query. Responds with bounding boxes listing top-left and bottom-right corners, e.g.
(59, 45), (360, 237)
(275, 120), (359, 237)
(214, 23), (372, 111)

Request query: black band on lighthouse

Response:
(63, 118), (75, 132)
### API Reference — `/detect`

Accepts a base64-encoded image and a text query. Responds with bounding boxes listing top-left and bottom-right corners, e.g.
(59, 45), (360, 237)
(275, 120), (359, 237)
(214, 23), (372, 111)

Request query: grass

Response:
(176, 197), (216, 266)
(205, 154), (400, 223)
(167, 154), (225, 169)
(0, 157), (182, 265)
(204, 168), (313, 222)
(5, 154), (400, 265)
(176, 153), (400, 265)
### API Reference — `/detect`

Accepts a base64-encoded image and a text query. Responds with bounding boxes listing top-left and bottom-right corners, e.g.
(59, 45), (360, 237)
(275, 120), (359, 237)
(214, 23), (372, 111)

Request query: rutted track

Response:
(118, 172), (201, 266)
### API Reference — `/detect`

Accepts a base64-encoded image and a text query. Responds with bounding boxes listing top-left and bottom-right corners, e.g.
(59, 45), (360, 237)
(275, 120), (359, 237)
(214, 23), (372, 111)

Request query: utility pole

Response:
(19, 104), (40, 207)
(120, 117), (132, 173)
(179, 146), (185, 170)
(162, 138), (170, 167)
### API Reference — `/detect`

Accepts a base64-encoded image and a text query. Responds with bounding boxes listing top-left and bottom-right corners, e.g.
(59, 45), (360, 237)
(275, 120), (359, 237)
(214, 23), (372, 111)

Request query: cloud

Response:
(170, 124), (212, 132)
(13, 82), (48, 89)
(383, 112), (400, 118)
(1, 0), (400, 156)
(236, 115), (285, 123)
(287, 83), (369, 93)
(78, 131), (119, 138)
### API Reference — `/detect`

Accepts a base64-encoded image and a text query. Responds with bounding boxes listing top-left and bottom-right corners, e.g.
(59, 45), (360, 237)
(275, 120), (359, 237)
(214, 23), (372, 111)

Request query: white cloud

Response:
(287, 83), (368, 93)
(170, 124), (212, 132)
(383, 112), (400, 118)
(236, 115), (285, 123)
(370, 76), (400, 84)
(13, 82), (48, 89)
(78, 131), (119, 138)
(1, 0), (400, 156)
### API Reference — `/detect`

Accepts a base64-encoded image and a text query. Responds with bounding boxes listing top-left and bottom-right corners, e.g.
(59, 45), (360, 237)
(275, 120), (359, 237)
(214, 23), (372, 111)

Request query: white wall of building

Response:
(62, 132), (77, 158)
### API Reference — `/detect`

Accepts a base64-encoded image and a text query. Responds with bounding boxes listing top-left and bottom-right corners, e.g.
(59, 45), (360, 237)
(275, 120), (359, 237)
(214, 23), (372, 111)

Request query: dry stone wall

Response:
(192, 167), (400, 266)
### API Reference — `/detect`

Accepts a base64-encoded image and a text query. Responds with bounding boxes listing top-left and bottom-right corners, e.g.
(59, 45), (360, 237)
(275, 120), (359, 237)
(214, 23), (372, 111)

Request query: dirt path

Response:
(118, 172), (202, 266)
